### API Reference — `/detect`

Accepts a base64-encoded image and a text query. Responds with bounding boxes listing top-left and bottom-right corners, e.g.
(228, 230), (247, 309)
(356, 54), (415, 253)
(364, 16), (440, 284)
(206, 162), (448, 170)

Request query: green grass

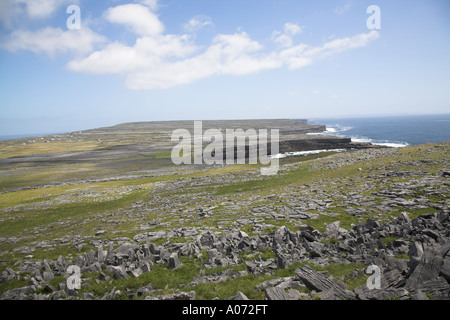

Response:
(192, 273), (269, 300)
(214, 168), (313, 196)
(381, 236), (401, 247)
(0, 279), (29, 296)
(74, 257), (309, 300)
(150, 150), (173, 159)
(79, 257), (203, 299)
(0, 189), (146, 237)
(27, 245), (90, 262)
(401, 207), (440, 220)
(306, 262), (365, 279)
(193, 261), (305, 300)
(344, 273), (370, 291)
(49, 276), (67, 288)
(239, 224), (256, 237)
(191, 261), (369, 300)
(278, 152), (338, 165)
(0, 141), (102, 159)
(168, 236), (191, 244)
(304, 208), (359, 234)
(203, 263), (247, 276)
(239, 248), (276, 262)
(260, 218), (299, 232)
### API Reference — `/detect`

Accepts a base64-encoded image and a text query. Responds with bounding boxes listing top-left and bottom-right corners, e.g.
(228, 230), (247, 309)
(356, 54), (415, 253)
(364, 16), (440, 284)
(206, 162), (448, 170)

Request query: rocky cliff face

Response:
(279, 137), (380, 153)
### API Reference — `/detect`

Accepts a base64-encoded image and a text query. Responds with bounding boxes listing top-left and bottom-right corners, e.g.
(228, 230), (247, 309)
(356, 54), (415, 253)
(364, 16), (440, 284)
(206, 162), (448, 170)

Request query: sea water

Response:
(309, 114), (450, 147)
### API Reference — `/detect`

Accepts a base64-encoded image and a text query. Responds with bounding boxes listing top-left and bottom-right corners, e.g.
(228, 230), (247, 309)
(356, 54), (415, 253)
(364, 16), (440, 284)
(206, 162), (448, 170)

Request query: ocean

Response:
(309, 114), (450, 148)
(1, 115), (449, 147)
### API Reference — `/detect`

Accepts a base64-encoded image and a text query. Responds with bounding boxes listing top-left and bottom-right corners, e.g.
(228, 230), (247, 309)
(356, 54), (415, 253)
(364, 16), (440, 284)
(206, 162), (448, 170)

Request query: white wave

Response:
(350, 136), (408, 148)
(322, 126), (353, 134)
(307, 122), (410, 149)
(372, 142), (409, 148)
(325, 125), (353, 133)
(307, 125), (352, 136)
(272, 148), (346, 159)
(351, 137), (372, 143)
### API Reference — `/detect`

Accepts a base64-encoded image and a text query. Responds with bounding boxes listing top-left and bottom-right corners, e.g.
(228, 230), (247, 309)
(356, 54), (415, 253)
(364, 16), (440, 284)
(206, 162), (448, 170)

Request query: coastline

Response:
(309, 114), (450, 147)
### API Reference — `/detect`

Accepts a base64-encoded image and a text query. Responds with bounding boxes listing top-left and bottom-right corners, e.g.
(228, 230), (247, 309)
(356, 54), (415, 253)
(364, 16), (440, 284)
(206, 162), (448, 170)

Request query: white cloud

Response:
(0, 0), (75, 26)
(1, 1), (379, 91)
(104, 4), (164, 36)
(2, 27), (107, 56)
(184, 16), (213, 33)
(70, 31), (281, 90)
(68, 34), (197, 74)
(335, 1), (353, 15)
(0, 1), (19, 28)
(280, 31), (379, 69)
(69, 29), (379, 90)
(272, 23), (303, 48)
(272, 32), (293, 48)
(284, 23), (303, 36)
(21, 0), (60, 19)
(137, 0), (158, 11)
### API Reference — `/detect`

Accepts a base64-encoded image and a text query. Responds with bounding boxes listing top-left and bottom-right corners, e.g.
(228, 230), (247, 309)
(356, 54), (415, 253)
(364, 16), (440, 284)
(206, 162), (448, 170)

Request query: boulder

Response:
(168, 252), (182, 269)
(42, 271), (54, 282)
(131, 268), (143, 278)
(110, 265), (128, 279)
(406, 246), (443, 289)
(396, 212), (412, 225)
(440, 253), (450, 283)
(199, 234), (215, 248)
(106, 243), (114, 262)
(275, 251), (292, 270)
(408, 277), (450, 299)
(97, 244), (105, 264)
(295, 266), (356, 300)
(412, 290), (430, 300)
(354, 286), (410, 300)
(136, 286), (154, 297)
(265, 286), (302, 300)
(145, 291), (196, 300)
(235, 291), (250, 300)
(1, 286), (36, 300)
(115, 243), (139, 256)
(323, 221), (341, 238)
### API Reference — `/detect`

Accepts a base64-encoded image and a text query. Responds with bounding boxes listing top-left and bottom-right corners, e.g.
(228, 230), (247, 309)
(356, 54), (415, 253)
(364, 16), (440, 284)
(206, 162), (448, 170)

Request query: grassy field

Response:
(0, 129), (448, 300)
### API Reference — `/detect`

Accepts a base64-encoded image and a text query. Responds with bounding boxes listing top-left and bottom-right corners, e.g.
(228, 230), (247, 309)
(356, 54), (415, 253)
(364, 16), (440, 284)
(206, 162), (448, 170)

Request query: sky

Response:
(0, 0), (449, 135)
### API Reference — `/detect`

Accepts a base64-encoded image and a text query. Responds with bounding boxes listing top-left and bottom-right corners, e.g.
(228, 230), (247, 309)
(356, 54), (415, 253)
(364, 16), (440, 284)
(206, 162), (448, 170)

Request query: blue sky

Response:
(0, 0), (449, 135)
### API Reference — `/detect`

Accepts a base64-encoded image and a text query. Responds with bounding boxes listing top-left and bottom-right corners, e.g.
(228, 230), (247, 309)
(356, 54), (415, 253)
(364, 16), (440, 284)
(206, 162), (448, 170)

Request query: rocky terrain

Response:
(0, 121), (448, 300)
(0, 119), (379, 193)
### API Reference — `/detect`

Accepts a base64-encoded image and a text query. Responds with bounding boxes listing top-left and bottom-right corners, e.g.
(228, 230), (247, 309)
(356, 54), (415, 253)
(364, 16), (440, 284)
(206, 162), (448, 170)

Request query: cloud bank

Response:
(1, 1), (380, 90)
